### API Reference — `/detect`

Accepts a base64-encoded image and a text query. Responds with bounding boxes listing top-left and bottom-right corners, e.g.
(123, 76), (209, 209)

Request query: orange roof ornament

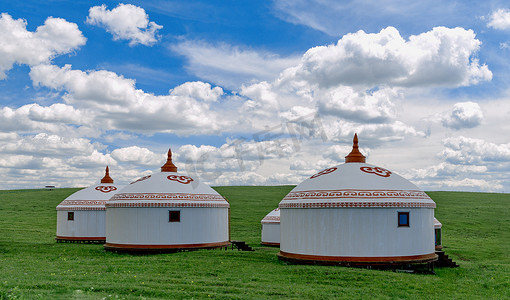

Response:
(100, 166), (114, 183)
(345, 133), (366, 163)
(161, 148), (178, 172)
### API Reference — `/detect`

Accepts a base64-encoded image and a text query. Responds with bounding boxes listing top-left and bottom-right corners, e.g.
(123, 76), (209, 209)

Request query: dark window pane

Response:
(169, 211), (180, 222)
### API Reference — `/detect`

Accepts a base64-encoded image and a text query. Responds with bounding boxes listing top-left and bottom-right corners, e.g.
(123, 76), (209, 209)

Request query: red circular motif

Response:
(95, 186), (117, 193)
(167, 175), (194, 184)
(360, 166), (391, 177)
(130, 175), (151, 184)
(310, 167), (337, 179)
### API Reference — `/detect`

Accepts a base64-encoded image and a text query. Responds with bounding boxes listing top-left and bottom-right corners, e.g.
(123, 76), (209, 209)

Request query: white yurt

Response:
(278, 134), (437, 266)
(261, 208), (280, 246)
(56, 167), (123, 243)
(104, 149), (230, 252)
(434, 217), (442, 251)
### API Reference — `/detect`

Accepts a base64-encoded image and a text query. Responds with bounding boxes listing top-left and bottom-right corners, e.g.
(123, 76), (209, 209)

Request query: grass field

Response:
(0, 187), (509, 299)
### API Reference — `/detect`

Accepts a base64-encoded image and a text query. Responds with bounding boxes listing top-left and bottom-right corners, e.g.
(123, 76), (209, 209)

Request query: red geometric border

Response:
(262, 216), (281, 222)
(105, 202), (229, 208)
(282, 189), (431, 200)
(110, 193), (226, 202)
(279, 201), (435, 208)
(57, 207), (106, 211)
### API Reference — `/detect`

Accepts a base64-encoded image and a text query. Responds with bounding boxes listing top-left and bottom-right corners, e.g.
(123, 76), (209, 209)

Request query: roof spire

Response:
(161, 148), (178, 172)
(100, 166), (114, 183)
(345, 133), (366, 163)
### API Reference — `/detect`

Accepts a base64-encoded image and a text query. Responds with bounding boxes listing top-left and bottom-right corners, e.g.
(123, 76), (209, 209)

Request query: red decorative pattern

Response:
(105, 202), (229, 208)
(262, 216), (281, 222)
(57, 207), (106, 211)
(59, 200), (107, 206)
(57, 200), (107, 211)
(279, 201), (435, 208)
(283, 189), (430, 201)
(130, 175), (151, 184)
(167, 175), (194, 184)
(109, 193), (226, 201)
(95, 186), (117, 193)
(360, 166), (391, 177)
(310, 167), (337, 179)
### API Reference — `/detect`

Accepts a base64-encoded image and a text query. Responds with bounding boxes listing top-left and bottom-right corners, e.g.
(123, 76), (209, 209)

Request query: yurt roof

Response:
(106, 149), (229, 209)
(279, 134), (435, 209)
(261, 208), (280, 224)
(57, 166), (123, 211)
(434, 217), (442, 228)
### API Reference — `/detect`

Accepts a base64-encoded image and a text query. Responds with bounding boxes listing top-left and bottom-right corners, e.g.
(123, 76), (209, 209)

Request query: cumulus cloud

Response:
(278, 26), (491, 89)
(487, 8), (510, 30)
(171, 40), (300, 89)
(110, 146), (164, 166)
(441, 102), (483, 130)
(0, 13), (86, 79)
(29, 64), (228, 135)
(0, 133), (97, 157)
(440, 136), (510, 165)
(86, 3), (162, 46)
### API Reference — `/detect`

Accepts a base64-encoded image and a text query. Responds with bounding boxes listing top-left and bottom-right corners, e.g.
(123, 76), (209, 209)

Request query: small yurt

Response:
(261, 208), (280, 246)
(56, 167), (123, 243)
(434, 217), (442, 251)
(104, 149), (230, 252)
(278, 134), (437, 266)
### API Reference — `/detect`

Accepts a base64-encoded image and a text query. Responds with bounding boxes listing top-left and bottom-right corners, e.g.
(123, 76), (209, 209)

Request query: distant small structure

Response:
(45, 185), (56, 190)
(104, 148), (230, 252)
(55, 167), (124, 243)
(278, 134), (438, 267)
(261, 208), (280, 246)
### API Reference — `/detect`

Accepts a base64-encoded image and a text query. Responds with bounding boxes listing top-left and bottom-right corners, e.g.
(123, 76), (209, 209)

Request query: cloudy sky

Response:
(1, 0), (510, 192)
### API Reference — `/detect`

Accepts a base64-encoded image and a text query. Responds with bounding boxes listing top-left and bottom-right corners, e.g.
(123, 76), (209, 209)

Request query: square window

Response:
(68, 212), (74, 221)
(398, 212), (409, 227)
(169, 210), (180, 222)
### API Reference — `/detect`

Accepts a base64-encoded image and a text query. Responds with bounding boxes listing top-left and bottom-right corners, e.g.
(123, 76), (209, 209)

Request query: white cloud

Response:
(171, 40), (300, 89)
(0, 13), (86, 79)
(440, 136), (510, 165)
(487, 8), (510, 30)
(86, 3), (162, 46)
(110, 146), (164, 166)
(279, 26), (491, 89)
(441, 102), (484, 130)
(29, 64), (228, 135)
(0, 133), (97, 157)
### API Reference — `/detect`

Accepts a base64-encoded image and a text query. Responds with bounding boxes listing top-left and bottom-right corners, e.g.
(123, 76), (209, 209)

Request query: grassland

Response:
(0, 187), (508, 299)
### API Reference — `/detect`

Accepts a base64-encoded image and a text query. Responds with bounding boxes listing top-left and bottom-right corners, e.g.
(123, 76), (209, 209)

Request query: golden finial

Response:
(345, 133), (366, 163)
(161, 148), (178, 172)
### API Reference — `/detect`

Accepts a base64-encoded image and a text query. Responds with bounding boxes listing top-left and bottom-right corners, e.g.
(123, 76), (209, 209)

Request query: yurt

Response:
(104, 149), (230, 252)
(434, 217), (442, 251)
(261, 208), (280, 246)
(278, 134), (437, 266)
(56, 167), (123, 243)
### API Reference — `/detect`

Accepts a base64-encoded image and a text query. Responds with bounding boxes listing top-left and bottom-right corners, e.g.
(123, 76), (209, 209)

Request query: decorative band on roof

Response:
(282, 189), (432, 201)
(105, 202), (230, 208)
(279, 201), (436, 208)
(58, 200), (107, 206)
(262, 216), (280, 222)
(57, 207), (106, 211)
(110, 193), (227, 202)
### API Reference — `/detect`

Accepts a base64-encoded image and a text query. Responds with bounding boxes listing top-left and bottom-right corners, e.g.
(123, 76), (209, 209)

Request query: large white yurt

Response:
(56, 167), (123, 243)
(104, 149), (230, 252)
(278, 134), (437, 266)
(261, 208), (280, 246)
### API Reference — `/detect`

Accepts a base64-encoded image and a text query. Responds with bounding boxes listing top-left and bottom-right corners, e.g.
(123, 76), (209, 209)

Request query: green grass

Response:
(0, 187), (508, 299)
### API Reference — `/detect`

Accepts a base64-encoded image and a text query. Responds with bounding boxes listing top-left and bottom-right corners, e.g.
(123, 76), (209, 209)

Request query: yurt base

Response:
(55, 236), (106, 244)
(277, 251), (438, 273)
(260, 242), (280, 247)
(104, 241), (231, 253)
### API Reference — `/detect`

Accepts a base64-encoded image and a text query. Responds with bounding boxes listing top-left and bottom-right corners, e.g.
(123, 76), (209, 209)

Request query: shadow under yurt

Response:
(104, 149), (230, 253)
(56, 166), (123, 243)
(277, 134), (438, 268)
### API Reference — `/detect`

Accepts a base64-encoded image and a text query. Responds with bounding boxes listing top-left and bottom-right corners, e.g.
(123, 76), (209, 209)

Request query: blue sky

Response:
(2, 0), (510, 191)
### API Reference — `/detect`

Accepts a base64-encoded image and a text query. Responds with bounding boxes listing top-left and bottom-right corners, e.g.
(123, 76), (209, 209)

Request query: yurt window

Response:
(67, 212), (74, 221)
(169, 210), (180, 222)
(398, 212), (409, 227)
